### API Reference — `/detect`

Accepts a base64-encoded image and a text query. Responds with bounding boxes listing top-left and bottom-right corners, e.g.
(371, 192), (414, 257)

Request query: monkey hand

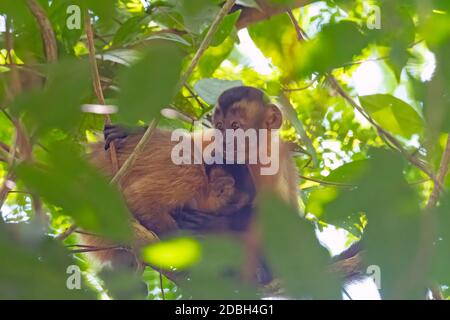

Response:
(103, 124), (147, 150)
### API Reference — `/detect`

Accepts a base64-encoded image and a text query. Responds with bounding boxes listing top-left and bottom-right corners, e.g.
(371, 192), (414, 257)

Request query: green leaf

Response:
(210, 10), (240, 47)
(10, 59), (91, 138)
(146, 32), (192, 47)
(174, 0), (220, 34)
(0, 223), (95, 299)
(261, 194), (341, 299)
(117, 42), (185, 123)
(99, 268), (148, 300)
(179, 236), (258, 299)
(15, 142), (132, 242)
(113, 14), (151, 46)
(248, 13), (302, 79)
(194, 78), (243, 105)
(142, 237), (201, 270)
(359, 94), (424, 137)
(297, 21), (371, 76)
(324, 160), (370, 184)
(198, 36), (235, 78)
(432, 194), (450, 286)
(326, 149), (425, 299)
(98, 49), (141, 66)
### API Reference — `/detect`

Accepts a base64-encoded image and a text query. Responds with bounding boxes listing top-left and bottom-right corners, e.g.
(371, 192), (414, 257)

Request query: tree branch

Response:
(178, 0), (236, 88)
(56, 224), (78, 241)
(110, 119), (158, 185)
(84, 12), (120, 173)
(26, 0), (58, 63)
(427, 135), (450, 208)
(286, 11), (442, 192)
(110, 0), (236, 185)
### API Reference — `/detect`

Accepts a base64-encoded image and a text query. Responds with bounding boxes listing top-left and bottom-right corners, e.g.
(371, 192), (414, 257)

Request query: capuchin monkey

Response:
(81, 127), (256, 270)
(89, 128), (254, 236)
(87, 86), (360, 285)
(93, 86), (299, 284)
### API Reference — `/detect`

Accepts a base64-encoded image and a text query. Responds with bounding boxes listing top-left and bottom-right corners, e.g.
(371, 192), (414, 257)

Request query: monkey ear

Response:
(265, 104), (282, 129)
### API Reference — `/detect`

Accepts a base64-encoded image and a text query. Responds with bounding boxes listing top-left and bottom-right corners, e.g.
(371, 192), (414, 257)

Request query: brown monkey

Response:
(212, 86), (299, 210)
(94, 87), (361, 285)
(97, 86), (299, 283)
(89, 128), (253, 236)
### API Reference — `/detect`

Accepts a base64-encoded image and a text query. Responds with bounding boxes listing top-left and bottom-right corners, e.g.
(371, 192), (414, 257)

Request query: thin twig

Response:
(424, 135), (450, 300)
(110, 0), (235, 185)
(286, 9), (305, 41)
(110, 118), (158, 185)
(56, 224), (78, 241)
(70, 246), (122, 254)
(84, 12), (120, 173)
(283, 75), (319, 92)
(159, 270), (166, 300)
(185, 85), (207, 109)
(287, 12), (442, 193)
(26, 0), (58, 63)
(299, 174), (355, 188)
(0, 141), (10, 153)
(178, 0), (236, 88)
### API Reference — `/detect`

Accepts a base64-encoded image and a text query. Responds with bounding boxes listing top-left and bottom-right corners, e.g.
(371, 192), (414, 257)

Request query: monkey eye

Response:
(231, 122), (240, 130)
(215, 122), (223, 130)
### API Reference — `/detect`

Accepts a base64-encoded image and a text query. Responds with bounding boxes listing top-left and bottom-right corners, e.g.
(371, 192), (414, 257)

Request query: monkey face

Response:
(213, 86), (283, 163)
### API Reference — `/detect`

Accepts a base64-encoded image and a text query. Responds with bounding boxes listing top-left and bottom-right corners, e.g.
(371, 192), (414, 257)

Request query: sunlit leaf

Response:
(142, 237), (201, 270)
(179, 236), (258, 299)
(359, 94), (424, 137)
(326, 149), (425, 299)
(117, 42), (185, 123)
(261, 194), (341, 299)
(0, 223), (95, 299)
(15, 142), (132, 242)
(10, 59), (91, 138)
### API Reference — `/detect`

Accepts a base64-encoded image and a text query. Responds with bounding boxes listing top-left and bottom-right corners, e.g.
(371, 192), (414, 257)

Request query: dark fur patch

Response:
(218, 86), (265, 113)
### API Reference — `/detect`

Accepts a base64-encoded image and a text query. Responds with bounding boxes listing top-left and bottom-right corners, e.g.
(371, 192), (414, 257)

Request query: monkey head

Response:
(213, 86), (282, 131)
(212, 86), (282, 166)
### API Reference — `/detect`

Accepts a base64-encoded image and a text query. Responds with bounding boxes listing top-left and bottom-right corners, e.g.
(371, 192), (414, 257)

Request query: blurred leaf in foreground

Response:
(15, 141), (132, 242)
(117, 42), (185, 124)
(179, 236), (258, 299)
(326, 149), (424, 299)
(0, 222), (95, 299)
(359, 94), (424, 138)
(261, 194), (341, 299)
(11, 59), (91, 138)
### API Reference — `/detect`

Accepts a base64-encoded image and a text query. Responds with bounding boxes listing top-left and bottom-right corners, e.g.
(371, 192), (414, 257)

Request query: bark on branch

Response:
(84, 12), (120, 173)
(26, 0), (58, 63)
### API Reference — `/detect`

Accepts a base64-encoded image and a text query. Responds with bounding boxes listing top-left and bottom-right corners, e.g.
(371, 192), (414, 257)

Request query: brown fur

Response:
(81, 128), (251, 268)
(89, 129), (248, 234)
